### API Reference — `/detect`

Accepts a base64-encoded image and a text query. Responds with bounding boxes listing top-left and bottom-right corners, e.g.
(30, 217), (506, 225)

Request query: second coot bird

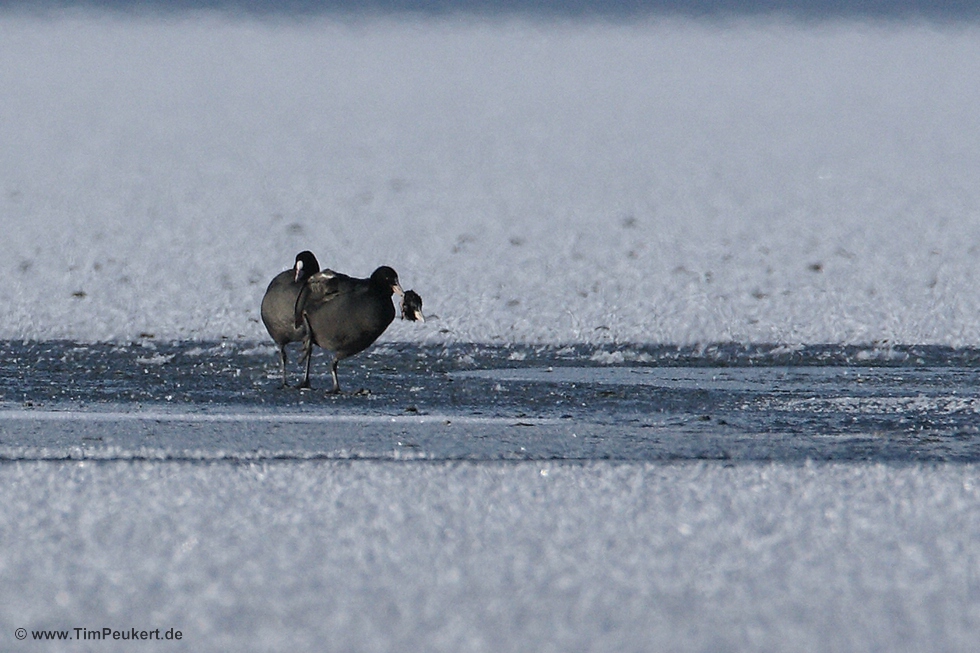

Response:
(294, 265), (404, 393)
(260, 251), (320, 387)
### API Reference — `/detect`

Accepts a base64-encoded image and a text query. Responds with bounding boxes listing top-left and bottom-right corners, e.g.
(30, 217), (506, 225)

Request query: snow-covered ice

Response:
(2, 14), (980, 344)
(3, 10), (980, 652)
(2, 461), (980, 653)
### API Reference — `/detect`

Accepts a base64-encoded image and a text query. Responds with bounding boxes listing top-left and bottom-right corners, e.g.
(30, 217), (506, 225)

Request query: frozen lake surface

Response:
(3, 340), (980, 463)
(3, 459), (980, 653)
(3, 16), (980, 347)
(4, 11), (980, 652)
(2, 341), (980, 652)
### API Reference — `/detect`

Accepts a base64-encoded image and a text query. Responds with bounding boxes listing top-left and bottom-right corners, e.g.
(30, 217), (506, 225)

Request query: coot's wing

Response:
(294, 269), (351, 327)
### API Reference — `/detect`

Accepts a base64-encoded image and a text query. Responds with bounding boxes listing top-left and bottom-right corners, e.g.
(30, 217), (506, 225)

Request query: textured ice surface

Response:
(4, 13), (980, 652)
(2, 15), (980, 344)
(5, 341), (980, 463)
(1, 461), (979, 653)
(3, 342), (980, 649)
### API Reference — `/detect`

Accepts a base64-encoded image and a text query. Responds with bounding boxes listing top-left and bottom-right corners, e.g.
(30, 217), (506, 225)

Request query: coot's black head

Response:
(293, 251), (320, 283)
(370, 266), (403, 297)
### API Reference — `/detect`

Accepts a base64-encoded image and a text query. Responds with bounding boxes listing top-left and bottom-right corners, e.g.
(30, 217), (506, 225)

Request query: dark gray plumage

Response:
(260, 251), (320, 387)
(294, 266), (403, 393)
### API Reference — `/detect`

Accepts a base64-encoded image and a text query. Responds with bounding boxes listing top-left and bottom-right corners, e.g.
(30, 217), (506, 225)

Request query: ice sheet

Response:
(3, 13), (980, 652)
(1, 461), (979, 653)
(2, 15), (980, 345)
(5, 341), (980, 463)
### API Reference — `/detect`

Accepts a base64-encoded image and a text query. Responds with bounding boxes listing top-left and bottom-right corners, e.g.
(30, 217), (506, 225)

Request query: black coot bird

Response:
(260, 251), (320, 386)
(294, 266), (404, 393)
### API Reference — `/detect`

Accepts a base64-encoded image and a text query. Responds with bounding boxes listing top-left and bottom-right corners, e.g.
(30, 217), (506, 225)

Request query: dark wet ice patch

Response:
(2, 340), (980, 463)
(456, 364), (975, 394)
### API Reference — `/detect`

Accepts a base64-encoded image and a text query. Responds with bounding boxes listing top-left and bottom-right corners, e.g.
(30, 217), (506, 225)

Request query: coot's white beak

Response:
(293, 259), (304, 283)
(393, 281), (404, 296)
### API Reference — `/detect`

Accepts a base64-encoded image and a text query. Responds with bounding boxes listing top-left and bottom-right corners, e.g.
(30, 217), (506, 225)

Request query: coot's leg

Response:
(278, 345), (290, 388)
(328, 357), (342, 394)
(297, 316), (315, 389)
